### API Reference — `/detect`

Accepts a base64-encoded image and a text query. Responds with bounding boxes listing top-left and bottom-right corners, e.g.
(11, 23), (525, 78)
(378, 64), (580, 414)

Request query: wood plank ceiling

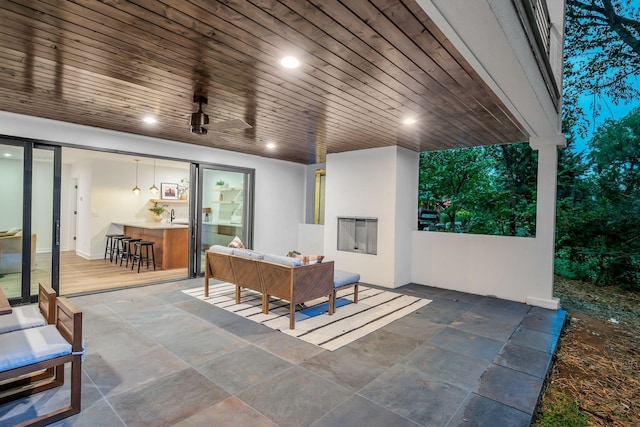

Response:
(0, 0), (528, 164)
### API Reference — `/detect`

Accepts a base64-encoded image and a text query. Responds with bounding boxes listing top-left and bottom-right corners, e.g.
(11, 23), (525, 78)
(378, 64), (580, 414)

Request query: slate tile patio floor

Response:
(0, 279), (566, 427)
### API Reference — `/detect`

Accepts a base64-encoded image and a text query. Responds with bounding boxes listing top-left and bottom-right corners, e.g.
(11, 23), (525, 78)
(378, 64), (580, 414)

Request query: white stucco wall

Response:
(324, 146), (417, 288)
(394, 147), (419, 286)
(412, 232), (541, 303)
(296, 224), (325, 255)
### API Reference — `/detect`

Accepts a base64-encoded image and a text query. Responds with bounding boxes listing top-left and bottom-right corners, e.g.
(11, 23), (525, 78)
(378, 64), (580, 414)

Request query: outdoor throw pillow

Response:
(287, 252), (324, 265)
(228, 236), (245, 249)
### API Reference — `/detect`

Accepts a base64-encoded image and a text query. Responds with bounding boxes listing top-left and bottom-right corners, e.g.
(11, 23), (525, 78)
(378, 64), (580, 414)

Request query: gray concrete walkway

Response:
(0, 279), (566, 427)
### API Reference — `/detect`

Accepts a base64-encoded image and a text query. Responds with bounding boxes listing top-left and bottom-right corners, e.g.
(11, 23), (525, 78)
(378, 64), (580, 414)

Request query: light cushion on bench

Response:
(264, 253), (303, 267)
(233, 248), (265, 260)
(209, 245), (235, 255)
(0, 325), (72, 372)
(334, 270), (360, 288)
(0, 305), (46, 334)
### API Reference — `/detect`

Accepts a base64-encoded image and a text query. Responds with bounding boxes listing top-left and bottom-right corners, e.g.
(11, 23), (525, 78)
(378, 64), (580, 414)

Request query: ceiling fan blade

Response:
(208, 118), (252, 132)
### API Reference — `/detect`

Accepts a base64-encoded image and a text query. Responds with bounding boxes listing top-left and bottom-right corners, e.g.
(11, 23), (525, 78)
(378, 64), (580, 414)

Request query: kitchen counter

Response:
(113, 221), (189, 229)
(112, 222), (188, 270)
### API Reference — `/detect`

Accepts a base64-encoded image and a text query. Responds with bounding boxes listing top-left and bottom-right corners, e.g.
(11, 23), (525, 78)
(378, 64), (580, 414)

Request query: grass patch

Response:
(535, 392), (587, 427)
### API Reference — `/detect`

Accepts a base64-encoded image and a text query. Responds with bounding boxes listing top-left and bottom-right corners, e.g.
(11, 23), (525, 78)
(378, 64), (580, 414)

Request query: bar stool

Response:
(104, 234), (124, 261)
(119, 238), (141, 268)
(131, 241), (156, 273)
(111, 235), (131, 264)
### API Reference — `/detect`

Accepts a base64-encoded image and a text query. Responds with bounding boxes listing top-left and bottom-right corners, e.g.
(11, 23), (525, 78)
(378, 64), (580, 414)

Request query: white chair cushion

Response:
(263, 253), (303, 267)
(233, 248), (265, 260)
(209, 245), (235, 255)
(0, 305), (46, 334)
(334, 270), (360, 288)
(0, 325), (71, 372)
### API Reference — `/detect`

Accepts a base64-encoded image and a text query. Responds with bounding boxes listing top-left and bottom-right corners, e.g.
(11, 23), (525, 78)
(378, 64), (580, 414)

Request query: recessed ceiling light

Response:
(280, 56), (300, 69)
(402, 118), (417, 125)
(3, 153), (12, 157)
(266, 143), (276, 149)
(143, 116), (157, 124)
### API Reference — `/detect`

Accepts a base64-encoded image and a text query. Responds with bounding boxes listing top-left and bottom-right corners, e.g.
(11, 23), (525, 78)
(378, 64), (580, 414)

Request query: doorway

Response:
(2, 143), (255, 297)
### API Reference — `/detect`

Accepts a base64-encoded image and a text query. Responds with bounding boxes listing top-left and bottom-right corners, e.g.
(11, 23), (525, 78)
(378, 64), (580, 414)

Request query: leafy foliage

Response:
(556, 108), (640, 290)
(564, 0), (640, 137)
(418, 143), (537, 236)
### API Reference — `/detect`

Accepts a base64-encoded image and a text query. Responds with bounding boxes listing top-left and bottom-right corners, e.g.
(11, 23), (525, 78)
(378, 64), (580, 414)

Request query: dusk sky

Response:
(570, 0), (640, 153)
(573, 88), (639, 153)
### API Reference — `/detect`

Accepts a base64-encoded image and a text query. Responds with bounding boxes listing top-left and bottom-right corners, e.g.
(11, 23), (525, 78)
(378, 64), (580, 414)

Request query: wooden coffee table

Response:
(0, 286), (12, 315)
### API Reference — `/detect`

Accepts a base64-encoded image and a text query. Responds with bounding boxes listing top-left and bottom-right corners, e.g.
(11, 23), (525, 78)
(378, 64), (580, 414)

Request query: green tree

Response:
(565, 0), (640, 136)
(489, 144), (538, 236)
(418, 143), (539, 237)
(419, 147), (495, 232)
(558, 109), (640, 289)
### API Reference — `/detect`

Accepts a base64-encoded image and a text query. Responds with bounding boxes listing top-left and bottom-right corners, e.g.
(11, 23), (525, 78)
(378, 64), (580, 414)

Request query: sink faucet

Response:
(170, 209), (175, 222)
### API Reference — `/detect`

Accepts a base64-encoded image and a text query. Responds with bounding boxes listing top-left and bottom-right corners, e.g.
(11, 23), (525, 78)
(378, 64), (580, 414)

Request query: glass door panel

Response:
(198, 167), (251, 274)
(0, 144), (24, 299)
(0, 142), (59, 303)
(31, 147), (57, 298)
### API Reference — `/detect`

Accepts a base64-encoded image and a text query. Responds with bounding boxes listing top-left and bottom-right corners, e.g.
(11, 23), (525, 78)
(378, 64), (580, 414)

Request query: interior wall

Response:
(71, 160), (93, 259)
(0, 157), (23, 230)
(87, 159), (190, 259)
(0, 111), (306, 259)
(31, 159), (54, 253)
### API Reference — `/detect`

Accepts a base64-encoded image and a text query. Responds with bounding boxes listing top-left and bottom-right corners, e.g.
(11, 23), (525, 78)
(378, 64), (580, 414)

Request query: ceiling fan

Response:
(190, 95), (252, 142)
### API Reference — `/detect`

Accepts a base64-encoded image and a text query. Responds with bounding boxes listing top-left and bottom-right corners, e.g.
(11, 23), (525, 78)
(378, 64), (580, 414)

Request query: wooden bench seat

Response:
(204, 248), (334, 329)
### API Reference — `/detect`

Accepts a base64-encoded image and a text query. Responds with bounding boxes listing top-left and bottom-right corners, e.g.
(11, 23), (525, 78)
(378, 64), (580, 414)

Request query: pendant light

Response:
(132, 159), (141, 194)
(149, 159), (159, 194)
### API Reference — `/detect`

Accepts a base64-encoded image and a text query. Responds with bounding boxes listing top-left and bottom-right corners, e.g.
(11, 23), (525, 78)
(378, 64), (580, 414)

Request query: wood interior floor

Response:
(0, 251), (188, 298)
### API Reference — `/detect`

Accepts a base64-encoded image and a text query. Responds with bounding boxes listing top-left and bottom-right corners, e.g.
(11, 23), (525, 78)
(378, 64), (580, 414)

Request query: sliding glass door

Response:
(0, 139), (60, 304)
(195, 165), (253, 275)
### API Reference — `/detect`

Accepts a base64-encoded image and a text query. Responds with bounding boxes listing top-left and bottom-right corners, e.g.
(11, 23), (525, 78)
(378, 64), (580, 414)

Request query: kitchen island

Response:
(112, 222), (188, 270)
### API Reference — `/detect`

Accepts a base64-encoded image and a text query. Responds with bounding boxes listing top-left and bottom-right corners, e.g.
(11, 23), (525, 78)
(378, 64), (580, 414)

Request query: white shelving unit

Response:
(211, 187), (243, 224)
(202, 187), (244, 247)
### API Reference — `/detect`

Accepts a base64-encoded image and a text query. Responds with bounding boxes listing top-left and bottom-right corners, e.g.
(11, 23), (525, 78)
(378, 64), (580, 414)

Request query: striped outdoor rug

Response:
(183, 283), (431, 351)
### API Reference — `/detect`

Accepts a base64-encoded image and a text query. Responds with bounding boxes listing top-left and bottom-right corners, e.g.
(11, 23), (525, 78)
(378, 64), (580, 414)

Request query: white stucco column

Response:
(324, 146), (418, 288)
(529, 135), (566, 309)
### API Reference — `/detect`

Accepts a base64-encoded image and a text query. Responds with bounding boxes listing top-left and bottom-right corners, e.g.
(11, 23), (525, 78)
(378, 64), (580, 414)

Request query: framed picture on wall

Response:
(161, 183), (178, 200)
